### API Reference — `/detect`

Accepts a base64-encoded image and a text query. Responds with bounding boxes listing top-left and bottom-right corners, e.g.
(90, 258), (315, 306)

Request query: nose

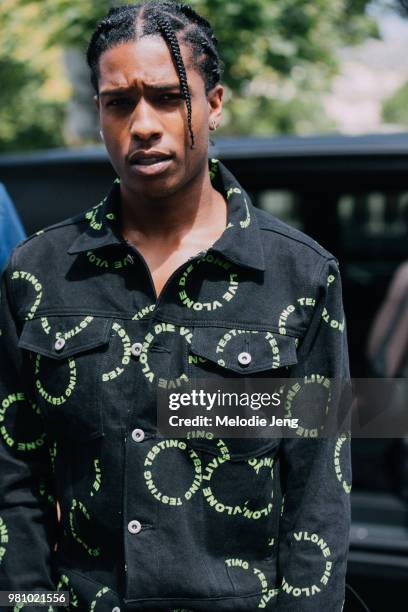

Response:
(129, 97), (162, 144)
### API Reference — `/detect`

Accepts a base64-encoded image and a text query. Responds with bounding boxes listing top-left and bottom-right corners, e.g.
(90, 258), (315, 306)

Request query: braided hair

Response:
(86, 1), (222, 149)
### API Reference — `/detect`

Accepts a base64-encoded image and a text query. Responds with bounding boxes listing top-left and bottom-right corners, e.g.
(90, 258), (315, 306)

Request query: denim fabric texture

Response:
(0, 160), (351, 611)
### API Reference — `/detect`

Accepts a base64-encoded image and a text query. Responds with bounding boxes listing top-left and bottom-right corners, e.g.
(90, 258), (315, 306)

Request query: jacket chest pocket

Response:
(185, 326), (299, 459)
(18, 315), (112, 442)
(188, 326), (298, 379)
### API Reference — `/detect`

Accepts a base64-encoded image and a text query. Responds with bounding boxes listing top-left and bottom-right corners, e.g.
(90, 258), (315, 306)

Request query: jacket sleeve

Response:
(0, 252), (58, 597)
(0, 183), (26, 272)
(275, 257), (352, 611)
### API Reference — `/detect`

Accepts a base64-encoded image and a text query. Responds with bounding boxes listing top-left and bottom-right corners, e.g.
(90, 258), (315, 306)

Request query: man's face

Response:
(95, 35), (223, 199)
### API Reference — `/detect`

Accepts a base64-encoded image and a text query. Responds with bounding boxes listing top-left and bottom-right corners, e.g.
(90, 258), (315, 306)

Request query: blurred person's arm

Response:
(367, 261), (408, 376)
(0, 183), (26, 272)
(275, 258), (351, 612)
(0, 249), (58, 596)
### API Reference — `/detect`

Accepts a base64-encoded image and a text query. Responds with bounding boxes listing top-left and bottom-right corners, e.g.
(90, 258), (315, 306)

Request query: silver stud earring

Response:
(99, 129), (104, 141)
(210, 119), (217, 131)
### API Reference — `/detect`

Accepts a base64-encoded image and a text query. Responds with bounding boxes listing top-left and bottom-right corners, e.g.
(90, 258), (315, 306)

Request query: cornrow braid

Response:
(175, 2), (211, 30)
(155, 14), (195, 149)
(86, 1), (223, 149)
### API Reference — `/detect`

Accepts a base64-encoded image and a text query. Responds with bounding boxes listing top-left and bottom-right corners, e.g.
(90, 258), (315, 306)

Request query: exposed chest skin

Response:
(135, 236), (214, 298)
(140, 245), (204, 298)
(125, 191), (228, 299)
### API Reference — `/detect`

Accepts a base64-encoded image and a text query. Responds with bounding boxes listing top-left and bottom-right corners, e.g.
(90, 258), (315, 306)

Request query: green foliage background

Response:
(0, 0), (379, 152)
(383, 82), (408, 125)
(380, 0), (408, 125)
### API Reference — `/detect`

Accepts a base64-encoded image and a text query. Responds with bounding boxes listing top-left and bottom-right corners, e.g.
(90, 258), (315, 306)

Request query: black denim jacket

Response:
(0, 160), (351, 611)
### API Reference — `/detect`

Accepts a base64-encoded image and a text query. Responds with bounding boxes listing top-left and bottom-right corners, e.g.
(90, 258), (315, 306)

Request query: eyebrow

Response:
(99, 83), (182, 97)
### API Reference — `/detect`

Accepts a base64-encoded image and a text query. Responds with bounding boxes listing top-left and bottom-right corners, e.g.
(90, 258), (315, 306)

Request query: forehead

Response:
(98, 35), (198, 90)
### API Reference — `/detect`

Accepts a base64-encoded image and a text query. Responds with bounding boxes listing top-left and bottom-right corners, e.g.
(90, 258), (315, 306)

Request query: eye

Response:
(106, 98), (132, 107)
(159, 93), (184, 102)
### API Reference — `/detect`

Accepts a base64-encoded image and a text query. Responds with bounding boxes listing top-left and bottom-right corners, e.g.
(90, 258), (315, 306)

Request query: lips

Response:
(127, 150), (174, 177)
(128, 151), (173, 165)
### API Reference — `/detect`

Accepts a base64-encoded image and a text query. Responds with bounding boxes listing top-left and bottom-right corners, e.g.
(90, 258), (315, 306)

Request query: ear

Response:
(207, 84), (224, 130)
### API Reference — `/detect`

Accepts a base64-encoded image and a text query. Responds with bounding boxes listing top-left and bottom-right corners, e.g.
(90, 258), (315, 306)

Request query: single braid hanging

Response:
(156, 14), (195, 149)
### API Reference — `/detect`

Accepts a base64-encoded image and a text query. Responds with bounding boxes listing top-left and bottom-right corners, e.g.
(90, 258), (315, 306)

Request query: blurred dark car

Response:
(2, 133), (408, 611)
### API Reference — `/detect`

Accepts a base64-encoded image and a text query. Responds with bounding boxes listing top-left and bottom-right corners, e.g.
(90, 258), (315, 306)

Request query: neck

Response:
(119, 162), (227, 246)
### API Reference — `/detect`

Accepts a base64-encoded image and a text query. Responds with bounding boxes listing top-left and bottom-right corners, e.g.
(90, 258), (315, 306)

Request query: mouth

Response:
(128, 151), (174, 176)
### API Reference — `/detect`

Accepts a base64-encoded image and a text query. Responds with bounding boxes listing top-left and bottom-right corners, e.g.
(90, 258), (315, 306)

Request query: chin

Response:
(127, 176), (180, 199)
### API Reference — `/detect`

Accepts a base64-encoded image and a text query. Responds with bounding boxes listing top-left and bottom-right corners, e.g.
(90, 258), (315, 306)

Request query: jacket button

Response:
(112, 608), (121, 612)
(128, 519), (142, 534)
(238, 351), (252, 366)
(131, 342), (143, 358)
(54, 338), (66, 352)
(131, 428), (145, 443)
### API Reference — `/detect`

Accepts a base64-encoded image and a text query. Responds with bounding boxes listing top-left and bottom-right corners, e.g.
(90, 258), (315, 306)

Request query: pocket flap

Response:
(186, 435), (279, 461)
(18, 315), (112, 359)
(190, 327), (298, 374)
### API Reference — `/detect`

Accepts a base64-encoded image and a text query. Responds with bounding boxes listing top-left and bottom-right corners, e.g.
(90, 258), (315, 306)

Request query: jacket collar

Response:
(67, 160), (265, 272)
(208, 159), (265, 271)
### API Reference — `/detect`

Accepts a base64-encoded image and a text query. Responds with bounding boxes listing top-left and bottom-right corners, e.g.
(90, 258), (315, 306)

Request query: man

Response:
(0, 2), (351, 610)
